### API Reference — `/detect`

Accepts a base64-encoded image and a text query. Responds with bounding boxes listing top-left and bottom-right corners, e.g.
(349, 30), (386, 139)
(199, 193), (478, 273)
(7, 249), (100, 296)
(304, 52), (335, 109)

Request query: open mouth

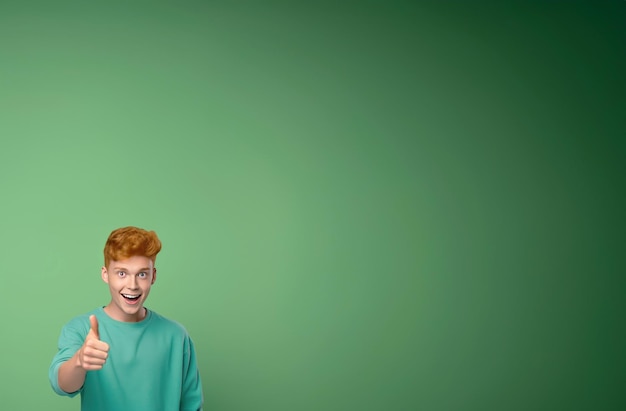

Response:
(122, 293), (141, 304)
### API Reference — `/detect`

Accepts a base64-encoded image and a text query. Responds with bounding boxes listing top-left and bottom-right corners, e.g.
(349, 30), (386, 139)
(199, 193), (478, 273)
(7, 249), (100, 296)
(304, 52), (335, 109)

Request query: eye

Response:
(138, 272), (147, 279)
(118, 271), (126, 277)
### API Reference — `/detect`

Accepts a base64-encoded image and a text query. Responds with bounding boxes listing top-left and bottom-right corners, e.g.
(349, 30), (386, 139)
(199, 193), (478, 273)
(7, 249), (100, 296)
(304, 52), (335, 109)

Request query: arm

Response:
(55, 315), (110, 394)
(180, 335), (204, 411)
(57, 350), (88, 393)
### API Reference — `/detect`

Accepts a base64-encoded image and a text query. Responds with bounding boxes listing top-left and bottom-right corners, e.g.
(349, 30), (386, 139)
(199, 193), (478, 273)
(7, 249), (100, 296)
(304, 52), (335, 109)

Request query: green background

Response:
(0, 1), (624, 410)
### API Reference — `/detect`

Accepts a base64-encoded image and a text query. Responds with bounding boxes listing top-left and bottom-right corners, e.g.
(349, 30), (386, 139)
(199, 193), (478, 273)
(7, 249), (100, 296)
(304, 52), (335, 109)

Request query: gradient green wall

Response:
(0, 1), (624, 410)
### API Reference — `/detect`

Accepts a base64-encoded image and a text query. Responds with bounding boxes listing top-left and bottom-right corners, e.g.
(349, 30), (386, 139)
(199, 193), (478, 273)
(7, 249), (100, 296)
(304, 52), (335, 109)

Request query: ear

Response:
(151, 267), (157, 285)
(101, 266), (109, 284)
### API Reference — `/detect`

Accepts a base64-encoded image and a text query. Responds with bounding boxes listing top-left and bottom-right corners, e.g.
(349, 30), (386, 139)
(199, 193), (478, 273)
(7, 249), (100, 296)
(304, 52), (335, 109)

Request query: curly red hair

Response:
(103, 226), (162, 267)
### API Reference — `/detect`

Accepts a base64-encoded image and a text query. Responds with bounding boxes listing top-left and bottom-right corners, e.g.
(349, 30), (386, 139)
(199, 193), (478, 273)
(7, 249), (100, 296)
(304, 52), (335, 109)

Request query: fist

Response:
(77, 315), (110, 371)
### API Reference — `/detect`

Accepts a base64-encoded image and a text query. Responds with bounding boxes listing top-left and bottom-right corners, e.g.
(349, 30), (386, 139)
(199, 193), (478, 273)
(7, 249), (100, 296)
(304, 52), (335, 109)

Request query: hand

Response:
(76, 315), (110, 371)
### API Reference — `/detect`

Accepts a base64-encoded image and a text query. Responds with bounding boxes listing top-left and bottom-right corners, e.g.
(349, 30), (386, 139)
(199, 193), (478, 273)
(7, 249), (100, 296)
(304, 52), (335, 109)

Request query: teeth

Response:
(122, 294), (140, 299)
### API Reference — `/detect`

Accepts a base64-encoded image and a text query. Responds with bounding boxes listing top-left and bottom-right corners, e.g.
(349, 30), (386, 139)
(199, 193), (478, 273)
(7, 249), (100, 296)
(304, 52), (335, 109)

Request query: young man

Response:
(49, 226), (203, 411)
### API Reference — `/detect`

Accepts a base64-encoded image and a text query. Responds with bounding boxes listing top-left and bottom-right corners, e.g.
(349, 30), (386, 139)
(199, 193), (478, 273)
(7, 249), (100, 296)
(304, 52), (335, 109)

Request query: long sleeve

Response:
(180, 335), (204, 411)
(49, 315), (90, 397)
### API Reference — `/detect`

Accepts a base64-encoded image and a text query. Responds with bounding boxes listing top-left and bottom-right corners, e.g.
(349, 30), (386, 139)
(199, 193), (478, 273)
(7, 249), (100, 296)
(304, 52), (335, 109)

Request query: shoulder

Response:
(63, 307), (102, 329)
(57, 307), (102, 341)
(147, 310), (191, 337)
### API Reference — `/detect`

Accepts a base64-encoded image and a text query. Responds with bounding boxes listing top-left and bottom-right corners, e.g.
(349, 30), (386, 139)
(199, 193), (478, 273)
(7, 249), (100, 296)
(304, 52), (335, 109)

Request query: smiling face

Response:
(101, 255), (157, 322)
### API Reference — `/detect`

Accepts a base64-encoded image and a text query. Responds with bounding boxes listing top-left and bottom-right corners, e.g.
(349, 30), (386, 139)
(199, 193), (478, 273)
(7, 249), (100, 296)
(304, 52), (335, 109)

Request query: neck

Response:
(103, 305), (147, 322)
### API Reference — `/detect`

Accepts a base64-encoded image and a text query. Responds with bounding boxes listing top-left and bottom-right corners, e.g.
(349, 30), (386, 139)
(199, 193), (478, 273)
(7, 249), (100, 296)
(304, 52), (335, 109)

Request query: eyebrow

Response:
(113, 267), (152, 272)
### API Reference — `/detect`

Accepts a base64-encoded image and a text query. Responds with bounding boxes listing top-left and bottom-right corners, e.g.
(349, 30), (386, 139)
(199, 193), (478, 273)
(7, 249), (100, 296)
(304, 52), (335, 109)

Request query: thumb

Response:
(89, 315), (100, 340)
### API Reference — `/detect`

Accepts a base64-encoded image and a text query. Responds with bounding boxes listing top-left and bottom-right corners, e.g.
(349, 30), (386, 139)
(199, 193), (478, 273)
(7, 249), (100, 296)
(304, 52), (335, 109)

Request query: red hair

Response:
(103, 226), (162, 267)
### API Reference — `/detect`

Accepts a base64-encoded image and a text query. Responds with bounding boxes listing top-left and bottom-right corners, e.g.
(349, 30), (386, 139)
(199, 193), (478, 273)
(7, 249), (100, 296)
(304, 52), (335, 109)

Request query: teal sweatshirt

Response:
(49, 307), (203, 411)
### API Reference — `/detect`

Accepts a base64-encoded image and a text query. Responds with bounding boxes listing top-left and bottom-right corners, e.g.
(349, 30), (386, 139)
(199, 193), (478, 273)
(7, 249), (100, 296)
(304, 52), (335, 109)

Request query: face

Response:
(101, 255), (157, 322)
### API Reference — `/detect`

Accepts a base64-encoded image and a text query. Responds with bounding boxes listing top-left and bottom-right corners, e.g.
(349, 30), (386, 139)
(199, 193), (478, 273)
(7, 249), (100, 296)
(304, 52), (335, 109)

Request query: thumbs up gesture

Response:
(77, 315), (110, 371)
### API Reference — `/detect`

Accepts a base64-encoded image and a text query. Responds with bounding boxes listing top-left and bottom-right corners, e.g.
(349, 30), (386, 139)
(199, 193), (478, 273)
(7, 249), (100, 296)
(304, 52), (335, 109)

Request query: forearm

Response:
(58, 353), (87, 394)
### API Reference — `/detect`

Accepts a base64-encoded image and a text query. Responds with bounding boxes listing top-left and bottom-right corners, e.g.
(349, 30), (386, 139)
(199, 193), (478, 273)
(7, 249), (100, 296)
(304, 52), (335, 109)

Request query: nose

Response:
(127, 275), (139, 290)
